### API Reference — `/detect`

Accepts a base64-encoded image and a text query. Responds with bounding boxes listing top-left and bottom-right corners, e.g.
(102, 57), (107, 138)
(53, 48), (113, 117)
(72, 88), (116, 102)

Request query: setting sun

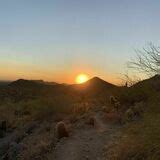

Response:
(76, 74), (89, 84)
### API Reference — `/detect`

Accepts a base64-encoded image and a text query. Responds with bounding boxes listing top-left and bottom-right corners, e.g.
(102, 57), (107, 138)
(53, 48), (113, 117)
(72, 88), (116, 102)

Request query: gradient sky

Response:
(0, 0), (160, 84)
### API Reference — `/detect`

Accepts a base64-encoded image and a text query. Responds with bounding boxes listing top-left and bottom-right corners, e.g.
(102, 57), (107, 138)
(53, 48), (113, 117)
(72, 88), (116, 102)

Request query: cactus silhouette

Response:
(55, 121), (69, 139)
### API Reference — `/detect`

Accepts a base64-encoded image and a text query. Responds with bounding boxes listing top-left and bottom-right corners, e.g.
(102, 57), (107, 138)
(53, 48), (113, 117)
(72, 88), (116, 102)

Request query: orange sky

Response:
(0, 0), (159, 85)
(0, 61), (120, 85)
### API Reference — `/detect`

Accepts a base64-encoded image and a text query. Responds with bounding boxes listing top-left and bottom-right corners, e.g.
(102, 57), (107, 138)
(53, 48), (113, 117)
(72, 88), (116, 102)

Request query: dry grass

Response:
(19, 122), (56, 160)
(106, 94), (160, 160)
(103, 112), (122, 124)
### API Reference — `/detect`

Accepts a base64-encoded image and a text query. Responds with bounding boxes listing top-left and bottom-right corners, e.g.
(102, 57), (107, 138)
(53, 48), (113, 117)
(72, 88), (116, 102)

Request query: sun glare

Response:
(76, 74), (89, 84)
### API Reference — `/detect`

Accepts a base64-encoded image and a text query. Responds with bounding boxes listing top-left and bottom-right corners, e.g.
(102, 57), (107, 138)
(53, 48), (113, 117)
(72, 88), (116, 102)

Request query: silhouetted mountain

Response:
(71, 77), (118, 98)
(0, 79), (62, 102)
(115, 74), (160, 105)
(85, 76), (116, 88)
(1, 75), (160, 105)
(0, 81), (11, 87)
(9, 79), (42, 88)
(72, 77), (116, 89)
(31, 80), (58, 86)
(0, 77), (118, 102)
(9, 79), (58, 88)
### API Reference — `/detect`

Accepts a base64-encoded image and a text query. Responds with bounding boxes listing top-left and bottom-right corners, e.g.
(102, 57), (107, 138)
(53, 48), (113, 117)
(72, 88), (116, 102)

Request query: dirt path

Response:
(47, 112), (122, 160)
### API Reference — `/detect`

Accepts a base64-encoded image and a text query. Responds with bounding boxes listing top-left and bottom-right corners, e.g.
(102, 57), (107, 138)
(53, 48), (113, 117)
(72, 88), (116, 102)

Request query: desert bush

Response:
(110, 96), (117, 105)
(122, 102), (145, 124)
(0, 101), (22, 130)
(132, 102), (144, 117)
(106, 94), (160, 160)
(72, 102), (90, 115)
(101, 106), (109, 112)
(19, 121), (56, 160)
(116, 86), (150, 106)
(124, 108), (134, 122)
(114, 101), (121, 112)
(0, 102), (15, 123)
(106, 136), (145, 160)
(110, 96), (121, 112)
(14, 96), (74, 120)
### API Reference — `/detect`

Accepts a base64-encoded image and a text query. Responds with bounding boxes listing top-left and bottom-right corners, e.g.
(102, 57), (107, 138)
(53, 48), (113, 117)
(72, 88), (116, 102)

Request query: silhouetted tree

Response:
(128, 43), (160, 76)
(120, 73), (141, 87)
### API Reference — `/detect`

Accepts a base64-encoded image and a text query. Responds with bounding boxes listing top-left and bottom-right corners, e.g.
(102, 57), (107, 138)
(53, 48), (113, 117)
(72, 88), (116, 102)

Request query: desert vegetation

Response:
(0, 44), (160, 160)
(105, 43), (160, 160)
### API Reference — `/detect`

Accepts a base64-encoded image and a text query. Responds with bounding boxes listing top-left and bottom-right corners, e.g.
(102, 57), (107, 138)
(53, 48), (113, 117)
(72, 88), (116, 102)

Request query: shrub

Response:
(124, 108), (134, 122)
(132, 102), (144, 117)
(72, 102), (90, 115)
(110, 96), (117, 105)
(110, 96), (121, 112)
(106, 94), (160, 160)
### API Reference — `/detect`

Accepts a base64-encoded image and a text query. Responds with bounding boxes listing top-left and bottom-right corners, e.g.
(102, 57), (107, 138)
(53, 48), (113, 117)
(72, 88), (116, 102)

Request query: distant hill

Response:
(73, 77), (116, 89)
(0, 81), (11, 86)
(131, 74), (160, 91)
(0, 79), (63, 102)
(0, 77), (119, 102)
(9, 79), (58, 88)
(8, 77), (117, 91)
(71, 77), (118, 98)
(115, 74), (160, 104)
(1, 75), (160, 105)
(85, 76), (116, 88)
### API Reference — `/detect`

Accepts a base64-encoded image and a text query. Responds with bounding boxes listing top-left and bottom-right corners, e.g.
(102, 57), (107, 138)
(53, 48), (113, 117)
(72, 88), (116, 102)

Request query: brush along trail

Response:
(47, 111), (122, 160)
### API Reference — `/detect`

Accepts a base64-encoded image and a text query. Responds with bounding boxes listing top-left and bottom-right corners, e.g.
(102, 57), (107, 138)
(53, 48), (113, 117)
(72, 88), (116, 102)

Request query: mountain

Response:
(72, 77), (116, 89)
(84, 76), (116, 88)
(0, 79), (63, 102)
(116, 74), (160, 104)
(0, 77), (118, 102)
(71, 77), (118, 98)
(131, 74), (160, 92)
(8, 77), (117, 91)
(9, 79), (58, 88)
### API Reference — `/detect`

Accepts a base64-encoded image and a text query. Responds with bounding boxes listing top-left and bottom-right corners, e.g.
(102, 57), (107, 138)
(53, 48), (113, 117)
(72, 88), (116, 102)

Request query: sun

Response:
(76, 74), (89, 84)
